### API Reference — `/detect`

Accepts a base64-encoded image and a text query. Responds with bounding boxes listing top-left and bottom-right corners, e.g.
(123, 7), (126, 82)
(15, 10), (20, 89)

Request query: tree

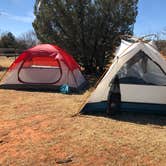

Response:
(0, 32), (17, 48)
(17, 30), (38, 49)
(33, 0), (138, 73)
(0, 32), (18, 56)
(155, 28), (166, 55)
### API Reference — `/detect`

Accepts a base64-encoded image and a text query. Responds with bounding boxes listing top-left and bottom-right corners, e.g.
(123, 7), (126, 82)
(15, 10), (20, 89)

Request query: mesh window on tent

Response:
(117, 51), (166, 85)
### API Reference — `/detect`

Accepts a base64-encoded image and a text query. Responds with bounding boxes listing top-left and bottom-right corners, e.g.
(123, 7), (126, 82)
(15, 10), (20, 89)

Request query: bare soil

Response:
(0, 56), (166, 166)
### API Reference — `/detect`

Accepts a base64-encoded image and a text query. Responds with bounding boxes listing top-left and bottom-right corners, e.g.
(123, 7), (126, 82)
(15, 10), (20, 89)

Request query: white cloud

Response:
(0, 10), (35, 23)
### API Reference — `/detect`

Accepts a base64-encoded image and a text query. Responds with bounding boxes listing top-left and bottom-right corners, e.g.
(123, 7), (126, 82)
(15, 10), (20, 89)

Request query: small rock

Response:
(56, 156), (73, 164)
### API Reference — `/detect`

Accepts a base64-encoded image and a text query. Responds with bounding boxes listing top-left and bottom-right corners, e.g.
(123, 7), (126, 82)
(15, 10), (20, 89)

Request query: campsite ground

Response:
(0, 57), (166, 166)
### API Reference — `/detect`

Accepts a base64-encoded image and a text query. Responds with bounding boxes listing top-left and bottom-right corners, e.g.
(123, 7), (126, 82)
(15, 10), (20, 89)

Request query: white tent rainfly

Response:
(81, 39), (166, 114)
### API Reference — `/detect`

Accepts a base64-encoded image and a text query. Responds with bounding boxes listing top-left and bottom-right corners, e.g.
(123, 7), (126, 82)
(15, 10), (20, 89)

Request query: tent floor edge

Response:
(0, 84), (81, 93)
(80, 101), (166, 115)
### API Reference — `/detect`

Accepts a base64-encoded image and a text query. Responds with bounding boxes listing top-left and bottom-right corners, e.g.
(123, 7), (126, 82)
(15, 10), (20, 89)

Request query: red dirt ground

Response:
(0, 89), (166, 166)
(0, 57), (166, 165)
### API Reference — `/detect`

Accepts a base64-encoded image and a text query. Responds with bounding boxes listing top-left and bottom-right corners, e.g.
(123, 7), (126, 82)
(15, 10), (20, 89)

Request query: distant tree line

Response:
(156, 40), (166, 56)
(0, 30), (38, 56)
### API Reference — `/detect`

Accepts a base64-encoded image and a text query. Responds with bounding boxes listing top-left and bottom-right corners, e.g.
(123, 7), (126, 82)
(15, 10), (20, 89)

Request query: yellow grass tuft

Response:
(0, 57), (15, 78)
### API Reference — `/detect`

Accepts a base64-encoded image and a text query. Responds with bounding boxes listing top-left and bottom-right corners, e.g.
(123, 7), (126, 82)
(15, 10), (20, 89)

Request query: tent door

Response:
(107, 76), (121, 112)
(18, 55), (62, 84)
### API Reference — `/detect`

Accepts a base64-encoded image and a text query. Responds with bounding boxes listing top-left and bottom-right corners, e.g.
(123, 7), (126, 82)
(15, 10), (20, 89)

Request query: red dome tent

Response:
(0, 44), (86, 91)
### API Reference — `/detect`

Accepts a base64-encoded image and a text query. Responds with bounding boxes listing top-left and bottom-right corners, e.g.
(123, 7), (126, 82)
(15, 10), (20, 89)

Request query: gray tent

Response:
(81, 40), (166, 114)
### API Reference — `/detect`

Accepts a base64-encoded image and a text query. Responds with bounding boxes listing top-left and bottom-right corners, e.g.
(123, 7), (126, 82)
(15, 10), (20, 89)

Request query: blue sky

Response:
(0, 0), (35, 37)
(134, 0), (166, 36)
(0, 0), (166, 37)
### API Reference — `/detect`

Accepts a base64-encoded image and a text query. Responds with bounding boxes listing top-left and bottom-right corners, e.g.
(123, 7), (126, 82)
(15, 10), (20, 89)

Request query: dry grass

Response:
(0, 57), (166, 166)
(0, 57), (15, 78)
